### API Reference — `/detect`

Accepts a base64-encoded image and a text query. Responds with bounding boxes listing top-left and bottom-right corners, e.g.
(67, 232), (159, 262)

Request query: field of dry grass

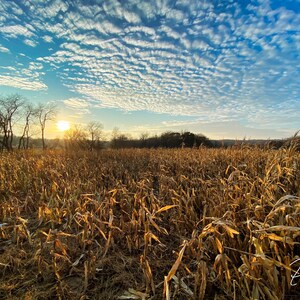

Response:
(0, 144), (300, 299)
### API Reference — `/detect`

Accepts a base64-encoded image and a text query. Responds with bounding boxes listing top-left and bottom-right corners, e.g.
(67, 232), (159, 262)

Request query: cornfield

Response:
(0, 144), (299, 299)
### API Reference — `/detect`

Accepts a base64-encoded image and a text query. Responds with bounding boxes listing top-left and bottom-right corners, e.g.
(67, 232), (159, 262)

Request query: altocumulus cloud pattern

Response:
(0, 0), (299, 132)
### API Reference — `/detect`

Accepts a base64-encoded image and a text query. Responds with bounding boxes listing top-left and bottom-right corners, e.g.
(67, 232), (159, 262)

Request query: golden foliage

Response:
(0, 144), (299, 299)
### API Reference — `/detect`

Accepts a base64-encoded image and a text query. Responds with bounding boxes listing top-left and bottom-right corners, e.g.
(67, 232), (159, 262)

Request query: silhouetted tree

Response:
(64, 125), (88, 150)
(36, 102), (57, 149)
(111, 127), (120, 149)
(0, 94), (24, 151)
(111, 134), (130, 149)
(86, 121), (103, 150)
(181, 131), (196, 147)
(18, 104), (37, 149)
(146, 135), (160, 148)
(139, 132), (149, 148)
(160, 132), (181, 148)
(194, 133), (213, 147)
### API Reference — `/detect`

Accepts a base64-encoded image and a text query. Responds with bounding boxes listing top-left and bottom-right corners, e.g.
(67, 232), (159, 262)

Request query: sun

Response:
(57, 120), (70, 132)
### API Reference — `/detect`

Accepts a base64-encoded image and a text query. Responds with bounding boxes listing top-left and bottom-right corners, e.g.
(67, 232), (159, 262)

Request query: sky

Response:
(0, 0), (300, 140)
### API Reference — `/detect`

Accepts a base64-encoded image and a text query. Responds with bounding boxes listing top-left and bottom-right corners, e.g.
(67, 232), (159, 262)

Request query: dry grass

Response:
(0, 143), (299, 299)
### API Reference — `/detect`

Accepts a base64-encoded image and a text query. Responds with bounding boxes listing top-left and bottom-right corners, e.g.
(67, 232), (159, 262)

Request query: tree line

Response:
(110, 130), (213, 149)
(63, 125), (212, 150)
(2, 93), (294, 151)
(0, 93), (214, 151)
(63, 123), (298, 151)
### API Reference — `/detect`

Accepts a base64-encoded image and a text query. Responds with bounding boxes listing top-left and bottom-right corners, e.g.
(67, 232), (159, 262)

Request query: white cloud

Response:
(0, 0), (298, 136)
(0, 45), (10, 53)
(0, 24), (34, 38)
(191, 39), (210, 51)
(0, 75), (47, 91)
(64, 97), (89, 109)
(33, 0), (69, 19)
(0, 59), (47, 91)
(125, 25), (156, 36)
(166, 8), (186, 23)
(101, 20), (122, 35)
(29, 62), (43, 70)
(159, 25), (181, 40)
(123, 9), (142, 24)
(135, 2), (157, 20)
(24, 39), (38, 47)
(43, 35), (53, 43)
(63, 97), (91, 115)
(11, 4), (23, 15)
(0, 66), (15, 71)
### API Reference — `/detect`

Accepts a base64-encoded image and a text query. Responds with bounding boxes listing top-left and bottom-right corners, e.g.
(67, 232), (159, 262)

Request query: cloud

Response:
(0, 75), (47, 91)
(63, 97), (89, 109)
(24, 0), (69, 20)
(0, 25), (34, 38)
(43, 35), (53, 43)
(24, 39), (38, 47)
(28, 62), (43, 70)
(0, 0), (299, 137)
(0, 66), (16, 71)
(0, 45), (10, 53)
(10, 3), (23, 16)
(63, 97), (91, 115)
(0, 58), (46, 91)
(123, 10), (142, 24)
(102, 2), (141, 24)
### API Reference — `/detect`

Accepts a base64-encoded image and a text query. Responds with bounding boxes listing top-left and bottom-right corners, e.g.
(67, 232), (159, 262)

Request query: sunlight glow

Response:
(57, 120), (70, 132)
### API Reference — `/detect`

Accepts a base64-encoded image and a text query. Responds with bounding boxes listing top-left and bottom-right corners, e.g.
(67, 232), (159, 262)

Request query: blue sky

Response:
(0, 0), (299, 139)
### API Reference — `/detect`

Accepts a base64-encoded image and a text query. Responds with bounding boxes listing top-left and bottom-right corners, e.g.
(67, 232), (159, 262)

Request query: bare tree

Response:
(18, 104), (37, 149)
(139, 132), (149, 148)
(86, 121), (103, 150)
(64, 124), (88, 150)
(110, 128), (132, 149)
(111, 127), (120, 149)
(36, 102), (57, 149)
(0, 94), (24, 151)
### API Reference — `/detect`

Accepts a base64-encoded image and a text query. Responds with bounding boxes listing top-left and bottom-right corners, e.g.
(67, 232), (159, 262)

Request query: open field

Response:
(0, 145), (300, 299)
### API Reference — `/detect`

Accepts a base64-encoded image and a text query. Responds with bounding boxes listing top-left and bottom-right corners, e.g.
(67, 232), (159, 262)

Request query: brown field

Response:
(0, 145), (300, 299)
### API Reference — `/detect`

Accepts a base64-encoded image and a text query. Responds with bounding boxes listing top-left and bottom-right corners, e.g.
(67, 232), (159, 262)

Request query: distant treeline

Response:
(1, 93), (298, 151)
(218, 136), (300, 150)
(110, 133), (299, 150)
(3, 131), (298, 151)
(110, 131), (213, 149)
